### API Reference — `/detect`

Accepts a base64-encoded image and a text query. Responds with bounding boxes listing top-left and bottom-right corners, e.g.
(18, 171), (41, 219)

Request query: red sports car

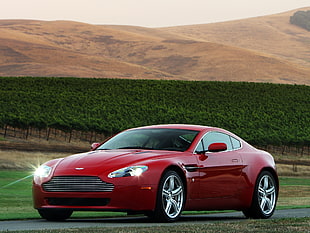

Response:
(33, 124), (278, 222)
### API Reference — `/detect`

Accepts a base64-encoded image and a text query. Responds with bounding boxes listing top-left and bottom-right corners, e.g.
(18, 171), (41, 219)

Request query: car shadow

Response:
(65, 212), (246, 224)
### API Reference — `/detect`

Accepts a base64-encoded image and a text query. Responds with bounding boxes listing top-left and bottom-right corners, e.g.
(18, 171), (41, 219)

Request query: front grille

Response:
(43, 176), (114, 192)
(48, 197), (110, 206)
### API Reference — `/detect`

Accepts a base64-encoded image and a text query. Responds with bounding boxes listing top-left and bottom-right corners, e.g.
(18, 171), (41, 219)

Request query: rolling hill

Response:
(0, 7), (309, 85)
(161, 7), (310, 69)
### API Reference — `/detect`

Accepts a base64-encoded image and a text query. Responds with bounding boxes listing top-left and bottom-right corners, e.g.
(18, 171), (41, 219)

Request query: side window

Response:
(197, 131), (233, 152)
(230, 136), (241, 149)
(196, 140), (204, 152)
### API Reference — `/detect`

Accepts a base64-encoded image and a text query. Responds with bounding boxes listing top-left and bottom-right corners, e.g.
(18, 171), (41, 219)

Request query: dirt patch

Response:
(0, 139), (90, 169)
(0, 150), (68, 169)
(0, 140), (88, 154)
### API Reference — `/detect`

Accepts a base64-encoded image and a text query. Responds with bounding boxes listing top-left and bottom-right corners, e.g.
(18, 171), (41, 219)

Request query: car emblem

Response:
(75, 168), (84, 170)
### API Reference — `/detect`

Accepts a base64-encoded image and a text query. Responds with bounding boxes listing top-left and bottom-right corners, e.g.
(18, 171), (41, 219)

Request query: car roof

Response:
(130, 124), (214, 132)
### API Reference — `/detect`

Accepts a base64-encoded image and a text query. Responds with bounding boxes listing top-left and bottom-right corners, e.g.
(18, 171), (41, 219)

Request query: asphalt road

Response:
(1, 209), (309, 232)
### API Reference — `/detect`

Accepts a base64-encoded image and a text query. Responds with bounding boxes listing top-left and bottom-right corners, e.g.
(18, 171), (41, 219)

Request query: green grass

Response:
(277, 176), (310, 209)
(0, 170), (34, 219)
(280, 177), (310, 186)
(0, 169), (309, 220)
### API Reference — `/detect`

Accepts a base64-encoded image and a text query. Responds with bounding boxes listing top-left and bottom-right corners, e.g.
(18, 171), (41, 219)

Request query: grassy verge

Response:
(3, 218), (310, 233)
(0, 169), (309, 220)
(0, 170), (34, 219)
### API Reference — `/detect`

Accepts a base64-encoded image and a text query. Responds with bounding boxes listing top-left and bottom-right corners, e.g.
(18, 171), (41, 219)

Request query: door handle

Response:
(232, 159), (239, 162)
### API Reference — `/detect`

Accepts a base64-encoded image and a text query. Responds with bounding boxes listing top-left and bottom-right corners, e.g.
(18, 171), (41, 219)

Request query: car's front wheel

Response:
(38, 209), (73, 221)
(243, 171), (278, 219)
(151, 170), (185, 222)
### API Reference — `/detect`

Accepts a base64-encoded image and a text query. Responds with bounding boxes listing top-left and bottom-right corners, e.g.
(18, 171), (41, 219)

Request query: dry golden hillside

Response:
(0, 20), (172, 79)
(0, 8), (309, 85)
(162, 8), (310, 70)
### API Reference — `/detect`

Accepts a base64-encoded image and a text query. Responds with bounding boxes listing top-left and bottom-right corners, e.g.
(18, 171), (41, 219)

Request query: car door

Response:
(196, 131), (243, 199)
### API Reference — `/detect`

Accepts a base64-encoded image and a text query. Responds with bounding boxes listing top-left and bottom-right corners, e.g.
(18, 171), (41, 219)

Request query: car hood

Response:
(53, 149), (177, 176)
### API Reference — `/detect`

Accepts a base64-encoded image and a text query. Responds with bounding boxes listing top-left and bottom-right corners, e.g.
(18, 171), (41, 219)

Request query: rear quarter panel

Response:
(238, 147), (278, 207)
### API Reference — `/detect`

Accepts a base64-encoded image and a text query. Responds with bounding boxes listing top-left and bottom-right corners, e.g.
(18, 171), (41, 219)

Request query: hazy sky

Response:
(1, 0), (309, 27)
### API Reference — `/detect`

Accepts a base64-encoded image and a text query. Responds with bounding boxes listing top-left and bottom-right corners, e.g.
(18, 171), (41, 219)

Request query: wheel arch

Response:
(259, 167), (279, 193)
(161, 165), (188, 202)
(151, 164), (187, 222)
(244, 166), (279, 207)
(248, 166), (279, 199)
(242, 167), (279, 218)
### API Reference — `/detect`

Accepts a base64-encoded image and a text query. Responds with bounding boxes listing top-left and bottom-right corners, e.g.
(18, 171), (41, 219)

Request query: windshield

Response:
(97, 128), (199, 152)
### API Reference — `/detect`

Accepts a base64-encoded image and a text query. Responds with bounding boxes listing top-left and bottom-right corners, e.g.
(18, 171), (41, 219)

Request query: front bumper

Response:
(33, 180), (157, 212)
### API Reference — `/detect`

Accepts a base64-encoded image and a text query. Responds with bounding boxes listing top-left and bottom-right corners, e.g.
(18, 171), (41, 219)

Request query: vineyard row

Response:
(1, 77), (309, 147)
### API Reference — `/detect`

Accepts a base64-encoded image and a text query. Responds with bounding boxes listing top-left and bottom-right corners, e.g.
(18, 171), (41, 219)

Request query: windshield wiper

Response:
(117, 146), (154, 150)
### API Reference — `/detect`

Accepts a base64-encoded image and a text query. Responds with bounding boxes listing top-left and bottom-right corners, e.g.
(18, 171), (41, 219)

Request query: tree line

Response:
(0, 77), (309, 147)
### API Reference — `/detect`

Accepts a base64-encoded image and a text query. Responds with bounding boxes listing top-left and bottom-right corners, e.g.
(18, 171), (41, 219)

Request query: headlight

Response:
(34, 165), (52, 177)
(108, 165), (148, 178)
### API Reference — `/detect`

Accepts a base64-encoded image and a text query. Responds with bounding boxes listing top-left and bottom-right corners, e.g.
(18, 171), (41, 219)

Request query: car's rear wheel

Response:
(243, 171), (277, 219)
(38, 209), (73, 221)
(151, 170), (185, 222)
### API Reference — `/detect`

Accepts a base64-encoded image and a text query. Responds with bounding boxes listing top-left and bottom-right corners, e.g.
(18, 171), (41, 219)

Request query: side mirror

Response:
(208, 143), (227, 152)
(91, 142), (101, 150)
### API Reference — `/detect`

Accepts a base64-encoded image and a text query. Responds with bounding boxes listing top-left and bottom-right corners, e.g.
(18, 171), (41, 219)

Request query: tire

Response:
(243, 171), (278, 219)
(151, 170), (185, 222)
(38, 209), (73, 221)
